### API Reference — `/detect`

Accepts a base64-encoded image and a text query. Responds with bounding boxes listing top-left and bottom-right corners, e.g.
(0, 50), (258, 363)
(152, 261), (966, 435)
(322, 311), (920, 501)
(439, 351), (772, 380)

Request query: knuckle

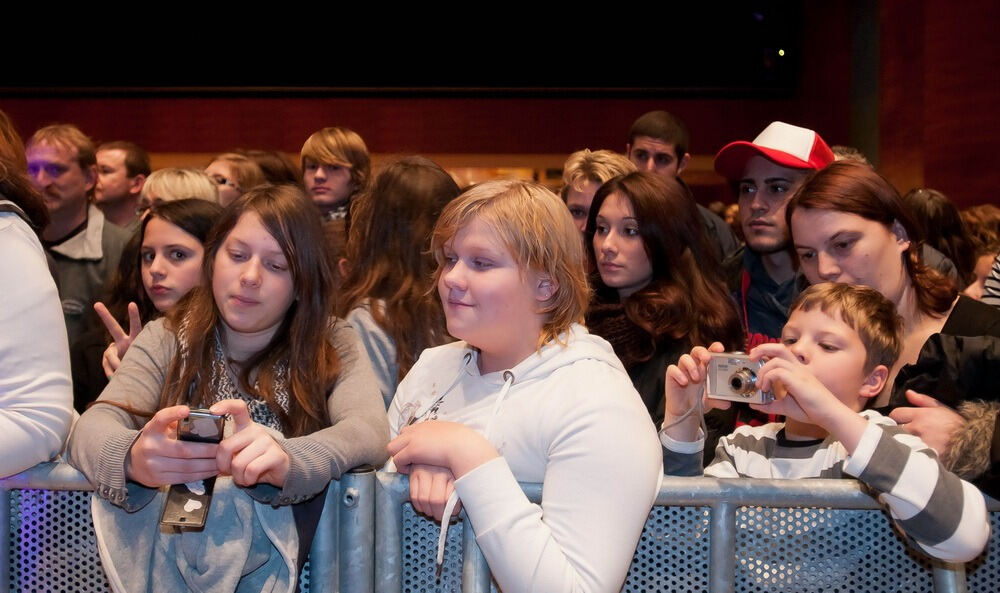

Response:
(218, 440), (235, 456)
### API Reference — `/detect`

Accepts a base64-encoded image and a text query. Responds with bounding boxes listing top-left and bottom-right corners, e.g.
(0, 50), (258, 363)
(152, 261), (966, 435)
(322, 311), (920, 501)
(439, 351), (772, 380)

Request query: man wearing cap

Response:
(715, 121), (835, 348)
(626, 110), (739, 261)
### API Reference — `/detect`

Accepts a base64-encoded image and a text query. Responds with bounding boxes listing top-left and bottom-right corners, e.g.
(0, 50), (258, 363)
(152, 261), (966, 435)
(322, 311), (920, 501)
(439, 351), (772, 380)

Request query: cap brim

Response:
(713, 141), (815, 181)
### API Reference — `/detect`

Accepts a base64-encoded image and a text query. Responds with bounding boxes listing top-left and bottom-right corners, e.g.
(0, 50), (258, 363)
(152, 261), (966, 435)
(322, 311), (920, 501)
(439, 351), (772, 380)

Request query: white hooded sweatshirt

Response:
(388, 323), (663, 593)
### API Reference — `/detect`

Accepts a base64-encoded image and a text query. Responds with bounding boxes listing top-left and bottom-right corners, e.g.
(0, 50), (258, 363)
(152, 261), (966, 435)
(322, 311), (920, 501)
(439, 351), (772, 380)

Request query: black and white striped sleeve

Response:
(843, 419), (990, 563)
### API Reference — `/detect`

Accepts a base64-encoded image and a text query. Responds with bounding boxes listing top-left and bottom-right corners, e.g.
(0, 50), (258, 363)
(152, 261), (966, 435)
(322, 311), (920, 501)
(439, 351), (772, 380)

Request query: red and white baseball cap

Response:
(713, 121), (835, 181)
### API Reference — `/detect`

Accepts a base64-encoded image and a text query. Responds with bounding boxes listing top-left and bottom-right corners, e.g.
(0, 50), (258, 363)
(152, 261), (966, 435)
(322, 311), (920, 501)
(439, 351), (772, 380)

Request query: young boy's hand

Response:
(663, 342), (729, 441)
(749, 343), (846, 427)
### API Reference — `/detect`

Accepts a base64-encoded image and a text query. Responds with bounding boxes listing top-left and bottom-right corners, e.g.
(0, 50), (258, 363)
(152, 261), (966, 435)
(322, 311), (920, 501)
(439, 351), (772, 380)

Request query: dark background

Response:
(2, 1), (997, 207)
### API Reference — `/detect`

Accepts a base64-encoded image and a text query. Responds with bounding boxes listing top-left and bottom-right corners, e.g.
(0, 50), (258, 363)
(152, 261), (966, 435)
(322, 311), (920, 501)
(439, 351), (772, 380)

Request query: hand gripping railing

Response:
(1, 462), (375, 593)
(375, 472), (1000, 593)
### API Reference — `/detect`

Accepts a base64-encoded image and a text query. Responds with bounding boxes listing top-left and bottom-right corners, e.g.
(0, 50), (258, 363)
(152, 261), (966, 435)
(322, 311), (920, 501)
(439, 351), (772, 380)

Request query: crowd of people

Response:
(1, 106), (998, 592)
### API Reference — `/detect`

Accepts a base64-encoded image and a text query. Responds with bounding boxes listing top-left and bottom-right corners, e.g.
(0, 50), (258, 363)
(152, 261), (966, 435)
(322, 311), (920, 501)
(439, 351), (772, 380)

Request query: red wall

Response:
(0, 92), (850, 161)
(0, 6), (852, 168)
(881, 0), (1000, 207)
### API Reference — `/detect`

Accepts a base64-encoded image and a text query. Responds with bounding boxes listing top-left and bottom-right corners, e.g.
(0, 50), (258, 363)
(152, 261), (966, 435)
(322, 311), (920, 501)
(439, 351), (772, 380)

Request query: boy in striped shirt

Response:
(661, 282), (989, 562)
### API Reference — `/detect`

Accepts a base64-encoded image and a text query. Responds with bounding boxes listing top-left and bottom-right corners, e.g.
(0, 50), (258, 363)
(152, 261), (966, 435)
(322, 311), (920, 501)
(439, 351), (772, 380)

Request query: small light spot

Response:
(778, 49), (786, 57)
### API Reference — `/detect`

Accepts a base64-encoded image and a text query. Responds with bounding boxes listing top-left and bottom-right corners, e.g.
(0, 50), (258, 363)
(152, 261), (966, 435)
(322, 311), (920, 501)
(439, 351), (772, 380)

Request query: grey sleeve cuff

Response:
(241, 436), (339, 506)
(94, 428), (158, 512)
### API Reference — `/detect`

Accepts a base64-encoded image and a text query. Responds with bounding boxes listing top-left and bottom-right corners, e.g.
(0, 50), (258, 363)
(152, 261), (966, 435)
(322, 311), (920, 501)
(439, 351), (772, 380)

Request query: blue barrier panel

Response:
(5, 464), (997, 592)
(1, 462), (374, 593)
(375, 472), (998, 593)
(967, 509), (1000, 592)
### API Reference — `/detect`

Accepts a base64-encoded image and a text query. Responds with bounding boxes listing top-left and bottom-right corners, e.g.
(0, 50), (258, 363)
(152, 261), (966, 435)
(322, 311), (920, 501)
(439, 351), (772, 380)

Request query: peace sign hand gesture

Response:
(94, 301), (142, 378)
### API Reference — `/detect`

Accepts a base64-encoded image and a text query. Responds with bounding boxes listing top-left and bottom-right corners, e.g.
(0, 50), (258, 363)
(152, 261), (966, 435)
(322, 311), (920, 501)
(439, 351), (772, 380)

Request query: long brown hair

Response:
(787, 161), (956, 316)
(585, 171), (744, 351)
(901, 188), (976, 286)
(336, 157), (460, 379)
(161, 185), (339, 437)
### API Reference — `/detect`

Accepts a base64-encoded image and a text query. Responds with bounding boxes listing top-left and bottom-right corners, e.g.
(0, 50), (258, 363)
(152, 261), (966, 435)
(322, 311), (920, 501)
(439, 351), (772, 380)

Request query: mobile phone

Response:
(160, 409), (225, 529)
(176, 410), (225, 443)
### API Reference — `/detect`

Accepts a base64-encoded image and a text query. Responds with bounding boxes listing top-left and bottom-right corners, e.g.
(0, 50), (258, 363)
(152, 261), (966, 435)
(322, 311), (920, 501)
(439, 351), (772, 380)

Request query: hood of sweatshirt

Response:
(391, 323), (630, 439)
(467, 321), (626, 385)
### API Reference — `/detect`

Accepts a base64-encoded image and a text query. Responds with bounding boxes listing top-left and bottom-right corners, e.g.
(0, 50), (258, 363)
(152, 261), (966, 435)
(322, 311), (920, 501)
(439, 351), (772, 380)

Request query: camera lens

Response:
(729, 368), (757, 395)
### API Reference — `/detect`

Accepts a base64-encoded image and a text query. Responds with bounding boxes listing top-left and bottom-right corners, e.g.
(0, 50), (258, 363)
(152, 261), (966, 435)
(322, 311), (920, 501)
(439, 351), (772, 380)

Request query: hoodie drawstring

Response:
(435, 369), (515, 580)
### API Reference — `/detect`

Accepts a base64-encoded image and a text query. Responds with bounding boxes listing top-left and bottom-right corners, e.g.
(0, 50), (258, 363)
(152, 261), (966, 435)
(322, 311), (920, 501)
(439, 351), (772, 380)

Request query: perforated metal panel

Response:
(400, 503), (465, 593)
(8, 473), (998, 593)
(8, 489), (109, 593)
(733, 506), (935, 593)
(299, 557), (311, 593)
(622, 505), (711, 593)
(966, 510), (1000, 591)
(7, 488), (319, 593)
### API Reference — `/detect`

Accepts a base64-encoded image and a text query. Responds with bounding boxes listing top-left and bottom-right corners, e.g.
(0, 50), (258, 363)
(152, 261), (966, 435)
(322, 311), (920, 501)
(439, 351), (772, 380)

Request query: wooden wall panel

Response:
(922, 1), (1000, 206)
(880, 0), (999, 207)
(0, 4), (857, 207)
(0, 95), (850, 159)
(879, 0), (925, 192)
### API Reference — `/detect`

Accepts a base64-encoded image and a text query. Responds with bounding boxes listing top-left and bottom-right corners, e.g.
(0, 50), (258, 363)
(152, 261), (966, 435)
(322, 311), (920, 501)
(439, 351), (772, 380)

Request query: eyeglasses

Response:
(209, 174), (241, 191)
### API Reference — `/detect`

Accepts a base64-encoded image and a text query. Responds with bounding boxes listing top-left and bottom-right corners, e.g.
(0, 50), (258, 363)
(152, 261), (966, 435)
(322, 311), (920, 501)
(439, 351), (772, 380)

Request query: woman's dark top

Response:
(883, 295), (1000, 498)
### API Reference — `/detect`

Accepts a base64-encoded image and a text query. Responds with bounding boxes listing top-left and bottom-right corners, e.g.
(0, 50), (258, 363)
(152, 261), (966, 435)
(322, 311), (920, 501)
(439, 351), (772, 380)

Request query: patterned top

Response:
(208, 334), (289, 433)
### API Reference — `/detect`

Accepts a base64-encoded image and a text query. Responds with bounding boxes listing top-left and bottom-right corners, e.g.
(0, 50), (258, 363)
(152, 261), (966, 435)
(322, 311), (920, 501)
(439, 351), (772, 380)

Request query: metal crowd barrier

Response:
(375, 473), (1000, 593)
(5, 464), (999, 592)
(1, 462), (374, 593)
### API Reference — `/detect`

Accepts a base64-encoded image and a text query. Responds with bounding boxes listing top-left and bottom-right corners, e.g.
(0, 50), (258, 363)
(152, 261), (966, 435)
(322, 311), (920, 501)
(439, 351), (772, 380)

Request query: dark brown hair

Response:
(902, 188), (976, 286)
(585, 171), (744, 351)
(103, 199), (223, 329)
(787, 161), (957, 316)
(161, 184), (339, 437)
(336, 157), (461, 379)
(627, 111), (690, 158)
(98, 140), (151, 178)
(961, 204), (1000, 250)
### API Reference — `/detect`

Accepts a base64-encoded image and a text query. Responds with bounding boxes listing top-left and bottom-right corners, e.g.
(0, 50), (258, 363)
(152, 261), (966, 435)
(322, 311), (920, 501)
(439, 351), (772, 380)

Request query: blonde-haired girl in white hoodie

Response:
(387, 179), (662, 593)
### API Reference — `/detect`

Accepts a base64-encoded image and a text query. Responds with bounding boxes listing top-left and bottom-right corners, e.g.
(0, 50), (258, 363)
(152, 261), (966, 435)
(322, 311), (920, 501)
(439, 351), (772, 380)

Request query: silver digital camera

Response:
(705, 353), (775, 404)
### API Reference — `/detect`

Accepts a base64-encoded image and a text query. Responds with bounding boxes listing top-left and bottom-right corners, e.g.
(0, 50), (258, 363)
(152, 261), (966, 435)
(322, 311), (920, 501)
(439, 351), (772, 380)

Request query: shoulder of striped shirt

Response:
(709, 410), (937, 478)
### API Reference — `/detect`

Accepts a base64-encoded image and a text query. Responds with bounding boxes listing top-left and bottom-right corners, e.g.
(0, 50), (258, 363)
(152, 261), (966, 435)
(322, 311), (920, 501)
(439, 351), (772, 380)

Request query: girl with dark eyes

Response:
(96, 199), (223, 377)
(584, 171), (744, 430)
(788, 160), (1000, 498)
